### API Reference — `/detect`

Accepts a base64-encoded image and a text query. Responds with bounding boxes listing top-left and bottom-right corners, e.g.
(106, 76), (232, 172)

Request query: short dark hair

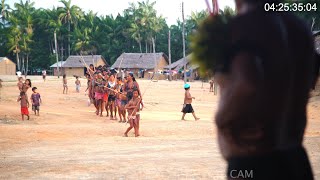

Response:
(32, 87), (37, 91)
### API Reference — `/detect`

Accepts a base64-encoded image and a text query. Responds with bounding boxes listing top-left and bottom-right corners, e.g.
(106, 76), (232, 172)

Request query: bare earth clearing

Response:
(0, 76), (319, 179)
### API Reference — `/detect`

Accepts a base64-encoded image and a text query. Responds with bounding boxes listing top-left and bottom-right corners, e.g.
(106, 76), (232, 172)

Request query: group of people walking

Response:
(85, 64), (143, 137)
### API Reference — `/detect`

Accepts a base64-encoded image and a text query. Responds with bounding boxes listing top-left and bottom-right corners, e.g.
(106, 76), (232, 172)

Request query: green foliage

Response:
(0, 0), (233, 72)
(190, 14), (232, 76)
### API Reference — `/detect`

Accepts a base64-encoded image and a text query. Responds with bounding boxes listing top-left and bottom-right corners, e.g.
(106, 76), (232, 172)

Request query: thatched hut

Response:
(111, 53), (169, 79)
(62, 55), (108, 77)
(0, 57), (16, 75)
(50, 61), (66, 76)
(165, 54), (200, 81)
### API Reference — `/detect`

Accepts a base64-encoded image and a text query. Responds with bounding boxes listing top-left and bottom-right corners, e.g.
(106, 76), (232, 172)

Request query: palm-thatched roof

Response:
(164, 58), (184, 69)
(111, 53), (168, 69)
(63, 55), (107, 68)
(50, 61), (66, 68)
(166, 54), (199, 71)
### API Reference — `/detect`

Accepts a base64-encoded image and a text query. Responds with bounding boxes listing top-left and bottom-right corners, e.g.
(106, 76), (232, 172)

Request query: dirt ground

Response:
(0, 75), (319, 179)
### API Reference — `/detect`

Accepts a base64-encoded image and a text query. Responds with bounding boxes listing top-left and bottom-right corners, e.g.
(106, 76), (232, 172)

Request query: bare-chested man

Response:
(214, 0), (316, 179)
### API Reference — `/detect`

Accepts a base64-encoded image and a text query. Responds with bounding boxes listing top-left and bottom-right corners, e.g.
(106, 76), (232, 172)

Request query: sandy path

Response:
(0, 76), (319, 179)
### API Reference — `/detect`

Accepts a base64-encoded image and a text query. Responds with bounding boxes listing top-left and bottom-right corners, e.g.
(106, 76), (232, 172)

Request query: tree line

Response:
(0, 0), (318, 73)
(0, 0), (212, 73)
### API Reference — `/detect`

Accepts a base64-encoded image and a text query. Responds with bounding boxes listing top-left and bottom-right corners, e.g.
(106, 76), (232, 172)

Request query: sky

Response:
(7, 0), (235, 25)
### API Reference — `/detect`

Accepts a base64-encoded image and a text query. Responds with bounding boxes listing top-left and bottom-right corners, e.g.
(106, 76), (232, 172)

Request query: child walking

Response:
(75, 77), (81, 93)
(63, 74), (68, 94)
(124, 90), (143, 137)
(209, 79), (214, 92)
(30, 87), (41, 116)
(118, 78), (127, 123)
(181, 84), (200, 121)
(17, 91), (30, 120)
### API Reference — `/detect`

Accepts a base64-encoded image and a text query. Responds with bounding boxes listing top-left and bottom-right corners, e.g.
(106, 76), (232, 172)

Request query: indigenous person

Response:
(85, 64), (95, 99)
(102, 71), (110, 117)
(107, 74), (117, 120)
(118, 78), (127, 123)
(124, 90), (143, 137)
(17, 91), (29, 120)
(115, 77), (124, 122)
(124, 73), (142, 102)
(208, 0), (316, 179)
(209, 79), (214, 92)
(42, 69), (46, 82)
(88, 73), (95, 105)
(62, 74), (68, 94)
(22, 79), (32, 95)
(181, 84), (200, 121)
(94, 73), (105, 116)
(113, 77), (121, 120)
(17, 77), (24, 92)
(30, 87), (41, 116)
(91, 73), (98, 112)
(75, 77), (81, 93)
(87, 64), (95, 77)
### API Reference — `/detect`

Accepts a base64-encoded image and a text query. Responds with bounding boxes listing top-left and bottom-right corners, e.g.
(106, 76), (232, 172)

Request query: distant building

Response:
(0, 57), (16, 75)
(62, 55), (108, 77)
(165, 54), (199, 81)
(50, 61), (66, 76)
(112, 53), (169, 79)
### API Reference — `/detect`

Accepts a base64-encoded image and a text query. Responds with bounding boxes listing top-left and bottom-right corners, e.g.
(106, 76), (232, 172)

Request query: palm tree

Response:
(129, 22), (142, 53)
(43, 8), (63, 55)
(137, 0), (157, 52)
(13, 0), (34, 75)
(21, 15), (33, 75)
(0, 0), (10, 26)
(7, 16), (21, 70)
(58, 0), (83, 56)
(72, 27), (97, 54)
(72, 10), (99, 55)
(134, 0), (165, 52)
